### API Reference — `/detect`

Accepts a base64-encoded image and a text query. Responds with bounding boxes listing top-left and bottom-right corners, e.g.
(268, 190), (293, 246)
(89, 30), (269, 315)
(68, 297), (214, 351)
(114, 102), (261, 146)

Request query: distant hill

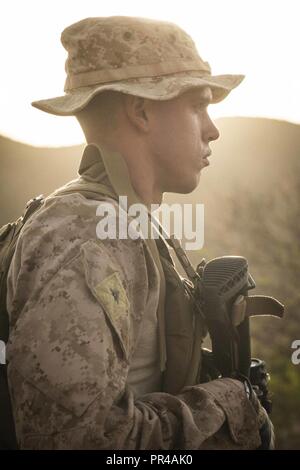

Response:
(0, 137), (83, 225)
(163, 117), (300, 262)
(1, 117), (299, 226)
(165, 116), (300, 202)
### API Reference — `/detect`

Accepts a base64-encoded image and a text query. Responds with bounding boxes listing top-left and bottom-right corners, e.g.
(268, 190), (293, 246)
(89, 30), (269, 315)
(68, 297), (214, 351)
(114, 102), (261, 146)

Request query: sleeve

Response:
(6, 237), (262, 450)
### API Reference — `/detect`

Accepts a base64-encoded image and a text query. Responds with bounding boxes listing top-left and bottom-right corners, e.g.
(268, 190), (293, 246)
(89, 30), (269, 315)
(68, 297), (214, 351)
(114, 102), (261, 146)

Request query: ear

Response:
(123, 95), (150, 133)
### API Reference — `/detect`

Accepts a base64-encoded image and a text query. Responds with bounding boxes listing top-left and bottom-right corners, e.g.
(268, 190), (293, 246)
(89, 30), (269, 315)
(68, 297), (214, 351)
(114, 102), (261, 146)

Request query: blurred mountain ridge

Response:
(1, 116), (299, 225)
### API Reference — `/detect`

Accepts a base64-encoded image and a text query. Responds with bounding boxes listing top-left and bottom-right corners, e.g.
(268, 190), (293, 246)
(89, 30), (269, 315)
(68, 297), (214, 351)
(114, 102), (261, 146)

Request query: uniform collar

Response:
(78, 143), (150, 211)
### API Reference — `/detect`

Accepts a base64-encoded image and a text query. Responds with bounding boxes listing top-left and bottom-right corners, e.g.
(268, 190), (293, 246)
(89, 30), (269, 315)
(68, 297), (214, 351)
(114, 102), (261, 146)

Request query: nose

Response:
(205, 114), (220, 143)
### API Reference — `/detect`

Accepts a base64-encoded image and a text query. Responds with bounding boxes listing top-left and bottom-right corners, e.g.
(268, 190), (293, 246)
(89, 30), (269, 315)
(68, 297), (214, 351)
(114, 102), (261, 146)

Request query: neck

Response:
(123, 148), (163, 206)
(90, 135), (163, 206)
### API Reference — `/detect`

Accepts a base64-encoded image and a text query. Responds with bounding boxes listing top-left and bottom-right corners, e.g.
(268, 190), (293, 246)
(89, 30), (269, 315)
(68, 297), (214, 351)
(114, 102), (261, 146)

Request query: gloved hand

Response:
(258, 413), (275, 450)
(242, 378), (275, 450)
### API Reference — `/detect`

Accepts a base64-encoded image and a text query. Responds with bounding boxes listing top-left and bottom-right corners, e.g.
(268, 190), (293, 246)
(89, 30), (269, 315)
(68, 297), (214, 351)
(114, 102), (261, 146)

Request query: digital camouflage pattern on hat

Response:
(32, 16), (244, 116)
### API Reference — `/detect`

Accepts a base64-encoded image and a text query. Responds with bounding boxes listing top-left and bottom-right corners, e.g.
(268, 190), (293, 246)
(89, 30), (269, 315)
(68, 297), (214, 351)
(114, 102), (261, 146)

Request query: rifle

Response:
(166, 235), (284, 413)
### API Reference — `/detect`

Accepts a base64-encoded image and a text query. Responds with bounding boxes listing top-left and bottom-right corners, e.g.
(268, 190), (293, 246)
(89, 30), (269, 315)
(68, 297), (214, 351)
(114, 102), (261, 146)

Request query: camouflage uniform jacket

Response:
(6, 144), (263, 449)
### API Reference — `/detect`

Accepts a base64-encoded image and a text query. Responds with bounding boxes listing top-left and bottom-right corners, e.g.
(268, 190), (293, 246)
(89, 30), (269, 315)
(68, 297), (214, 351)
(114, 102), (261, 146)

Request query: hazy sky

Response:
(1, 0), (299, 146)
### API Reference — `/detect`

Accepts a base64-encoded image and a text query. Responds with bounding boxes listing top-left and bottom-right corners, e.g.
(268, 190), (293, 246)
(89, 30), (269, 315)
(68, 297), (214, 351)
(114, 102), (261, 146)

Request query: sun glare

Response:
(0, 0), (299, 146)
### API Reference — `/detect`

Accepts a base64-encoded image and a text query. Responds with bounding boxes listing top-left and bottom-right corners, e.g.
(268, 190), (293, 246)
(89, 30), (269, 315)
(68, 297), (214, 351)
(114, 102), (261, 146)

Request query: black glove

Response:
(258, 415), (274, 450)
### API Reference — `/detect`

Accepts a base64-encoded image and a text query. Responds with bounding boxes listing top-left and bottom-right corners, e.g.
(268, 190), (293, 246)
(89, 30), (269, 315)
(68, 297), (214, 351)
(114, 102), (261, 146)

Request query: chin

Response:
(176, 174), (201, 194)
(164, 172), (201, 195)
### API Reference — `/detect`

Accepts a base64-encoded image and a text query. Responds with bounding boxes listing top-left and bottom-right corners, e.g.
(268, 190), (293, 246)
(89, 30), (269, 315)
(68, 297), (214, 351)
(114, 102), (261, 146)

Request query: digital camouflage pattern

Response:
(62, 16), (210, 84)
(31, 17), (244, 116)
(5, 146), (266, 449)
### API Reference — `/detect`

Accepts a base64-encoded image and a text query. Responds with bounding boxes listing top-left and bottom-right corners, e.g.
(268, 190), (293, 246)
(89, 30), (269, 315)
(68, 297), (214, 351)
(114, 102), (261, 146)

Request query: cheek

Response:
(150, 110), (202, 170)
(185, 115), (202, 145)
(171, 115), (200, 153)
(176, 111), (202, 144)
(149, 119), (179, 160)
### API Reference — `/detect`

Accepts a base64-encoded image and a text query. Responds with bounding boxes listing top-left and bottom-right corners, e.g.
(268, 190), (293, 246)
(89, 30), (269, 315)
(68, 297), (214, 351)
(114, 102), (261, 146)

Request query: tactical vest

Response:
(156, 237), (206, 394)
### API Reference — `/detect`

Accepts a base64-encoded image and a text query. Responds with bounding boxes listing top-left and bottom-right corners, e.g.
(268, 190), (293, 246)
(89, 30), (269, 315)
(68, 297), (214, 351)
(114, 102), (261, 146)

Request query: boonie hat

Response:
(32, 16), (244, 116)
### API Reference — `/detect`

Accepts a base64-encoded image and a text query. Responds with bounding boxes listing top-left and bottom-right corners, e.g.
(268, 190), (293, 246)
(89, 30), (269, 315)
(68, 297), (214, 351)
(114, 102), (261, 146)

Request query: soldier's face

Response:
(147, 87), (219, 193)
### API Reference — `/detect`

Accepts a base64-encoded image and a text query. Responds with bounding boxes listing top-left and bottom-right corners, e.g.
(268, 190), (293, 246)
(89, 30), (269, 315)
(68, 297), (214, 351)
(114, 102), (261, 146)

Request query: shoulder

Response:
(7, 193), (155, 321)
(17, 192), (146, 264)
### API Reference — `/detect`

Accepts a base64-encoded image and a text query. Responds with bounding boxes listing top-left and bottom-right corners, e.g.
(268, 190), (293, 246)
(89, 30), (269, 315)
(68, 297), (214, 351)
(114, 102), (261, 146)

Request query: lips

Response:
(202, 156), (210, 167)
(202, 150), (211, 167)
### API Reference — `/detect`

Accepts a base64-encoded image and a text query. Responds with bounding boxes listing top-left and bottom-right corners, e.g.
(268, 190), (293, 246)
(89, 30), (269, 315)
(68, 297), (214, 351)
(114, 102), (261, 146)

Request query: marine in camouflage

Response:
(6, 145), (266, 449)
